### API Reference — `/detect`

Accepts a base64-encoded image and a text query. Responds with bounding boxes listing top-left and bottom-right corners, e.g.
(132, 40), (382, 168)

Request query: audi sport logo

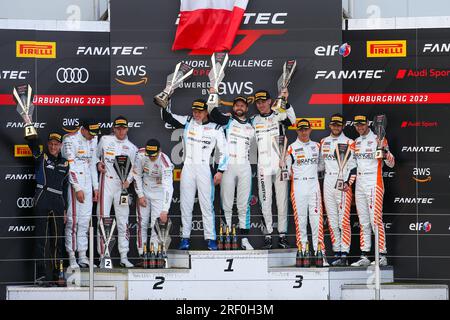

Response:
(191, 220), (204, 231)
(56, 67), (89, 84)
(17, 197), (34, 208)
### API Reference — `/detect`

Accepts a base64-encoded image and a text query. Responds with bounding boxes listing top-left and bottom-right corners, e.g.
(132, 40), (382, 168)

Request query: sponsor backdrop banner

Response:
(0, 0), (449, 298)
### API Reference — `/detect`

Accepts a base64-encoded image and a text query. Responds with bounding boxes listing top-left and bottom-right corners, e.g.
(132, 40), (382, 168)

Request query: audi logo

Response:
(56, 67), (89, 83)
(191, 220), (204, 231)
(17, 197), (34, 209)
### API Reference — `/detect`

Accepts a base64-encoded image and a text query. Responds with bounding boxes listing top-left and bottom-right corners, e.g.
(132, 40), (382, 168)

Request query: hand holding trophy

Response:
(207, 52), (229, 110)
(271, 60), (297, 113)
(373, 114), (387, 159)
(13, 84), (37, 139)
(153, 62), (194, 108)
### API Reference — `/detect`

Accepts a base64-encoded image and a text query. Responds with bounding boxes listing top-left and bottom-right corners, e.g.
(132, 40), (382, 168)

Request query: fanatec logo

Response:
(6, 122), (46, 129)
(409, 221), (432, 232)
(8, 225), (36, 232)
(0, 70), (30, 80)
(17, 197), (34, 208)
(401, 146), (442, 153)
(394, 197), (434, 204)
(315, 70), (384, 80)
(56, 67), (89, 84)
(5, 173), (35, 181)
(76, 46), (148, 56)
(422, 43), (450, 54)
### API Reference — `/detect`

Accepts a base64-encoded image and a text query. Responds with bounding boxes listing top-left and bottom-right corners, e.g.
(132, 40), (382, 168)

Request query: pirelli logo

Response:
(367, 40), (407, 58)
(173, 169), (181, 181)
(16, 41), (56, 58)
(14, 144), (43, 157)
(289, 118), (325, 130)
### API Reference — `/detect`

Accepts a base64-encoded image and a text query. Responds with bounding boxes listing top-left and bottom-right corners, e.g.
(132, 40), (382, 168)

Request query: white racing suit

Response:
(354, 130), (395, 254)
(62, 129), (98, 255)
(251, 105), (296, 235)
(96, 135), (138, 257)
(209, 108), (254, 231)
(287, 139), (324, 254)
(162, 109), (228, 240)
(133, 150), (174, 255)
(319, 133), (356, 254)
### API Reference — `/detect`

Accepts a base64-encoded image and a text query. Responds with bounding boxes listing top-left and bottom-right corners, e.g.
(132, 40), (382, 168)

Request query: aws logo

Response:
(412, 167), (431, 183)
(115, 65), (148, 86)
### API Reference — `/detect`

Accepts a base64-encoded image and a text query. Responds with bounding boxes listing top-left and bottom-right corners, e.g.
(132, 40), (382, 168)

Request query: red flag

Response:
(172, 0), (249, 54)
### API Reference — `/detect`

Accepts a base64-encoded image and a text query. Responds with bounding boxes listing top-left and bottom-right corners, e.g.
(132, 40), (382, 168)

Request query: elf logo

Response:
(409, 221), (432, 232)
(115, 65), (148, 86)
(413, 167), (431, 183)
(314, 43), (351, 57)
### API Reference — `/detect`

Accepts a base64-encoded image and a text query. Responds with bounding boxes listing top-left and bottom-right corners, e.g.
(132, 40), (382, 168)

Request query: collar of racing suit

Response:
(232, 115), (250, 124)
(360, 129), (374, 139)
(259, 110), (273, 118)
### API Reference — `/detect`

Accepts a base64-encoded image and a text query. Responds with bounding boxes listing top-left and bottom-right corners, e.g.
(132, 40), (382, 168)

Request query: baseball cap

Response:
(81, 119), (100, 136)
(113, 115), (128, 127)
(254, 90), (271, 102)
(329, 113), (344, 125)
(353, 115), (368, 124)
(233, 96), (248, 105)
(145, 139), (160, 157)
(192, 99), (207, 111)
(48, 132), (62, 143)
(297, 119), (311, 129)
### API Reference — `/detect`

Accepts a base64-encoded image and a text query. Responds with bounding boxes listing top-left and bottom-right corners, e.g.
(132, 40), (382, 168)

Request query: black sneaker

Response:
(261, 236), (272, 249)
(278, 235), (290, 249)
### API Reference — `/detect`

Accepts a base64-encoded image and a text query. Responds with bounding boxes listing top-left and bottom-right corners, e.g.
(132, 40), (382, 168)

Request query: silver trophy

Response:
(13, 84), (37, 139)
(207, 52), (229, 109)
(113, 155), (132, 206)
(271, 60), (297, 112)
(373, 114), (387, 159)
(153, 217), (172, 268)
(272, 125), (289, 181)
(335, 143), (352, 191)
(153, 62), (194, 108)
(99, 217), (116, 269)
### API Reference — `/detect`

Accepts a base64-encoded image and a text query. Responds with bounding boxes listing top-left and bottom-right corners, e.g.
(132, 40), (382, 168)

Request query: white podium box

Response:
(6, 286), (117, 300)
(341, 284), (449, 300)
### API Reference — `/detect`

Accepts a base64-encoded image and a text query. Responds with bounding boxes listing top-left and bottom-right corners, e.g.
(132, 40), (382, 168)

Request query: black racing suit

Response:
(27, 136), (69, 284)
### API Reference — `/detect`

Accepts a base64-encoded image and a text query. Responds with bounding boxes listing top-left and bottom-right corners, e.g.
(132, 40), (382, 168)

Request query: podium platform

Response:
(7, 249), (416, 300)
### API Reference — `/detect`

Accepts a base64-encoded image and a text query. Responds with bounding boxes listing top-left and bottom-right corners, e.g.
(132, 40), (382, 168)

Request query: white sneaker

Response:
(120, 258), (134, 268)
(371, 255), (388, 267)
(69, 255), (79, 269)
(241, 238), (254, 250)
(323, 257), (329, 267)
(78, 256), (97, 268)
(351, 255), (371, 267)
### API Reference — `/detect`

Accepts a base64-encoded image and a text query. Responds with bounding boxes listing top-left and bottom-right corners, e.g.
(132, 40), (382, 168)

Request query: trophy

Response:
(13, 84), (37, 139)
(113, 155), (132, 205)
(335, 143), (352, 191)
(207, 52), (229, 109)
(153, 62), (194, 108)
(272, 125), (289, 181)
(373, 114), (387, 159)
(99, 217), (116, 269)
(271, 60), (297, 112)
(153, 217), (172, 268)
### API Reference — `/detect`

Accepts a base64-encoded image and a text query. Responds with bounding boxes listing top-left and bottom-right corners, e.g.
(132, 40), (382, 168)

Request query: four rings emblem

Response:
(17, 197), (34, 208)
(56, 67), (89, 84)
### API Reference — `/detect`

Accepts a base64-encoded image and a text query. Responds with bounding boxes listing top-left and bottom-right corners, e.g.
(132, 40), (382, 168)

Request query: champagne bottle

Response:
(225, 225), (231, 250)
(231, 225), (239, 250)
(296, 243), (304, 268)
(218, 224), (224, 250)
(143, 244), (148, 269)
(304, 242), (311, 268)
(149, 243), (156, 269)
(57, 259), (66, 287)
(156, 243), (163, 269)
(316, 243), (324, 268)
